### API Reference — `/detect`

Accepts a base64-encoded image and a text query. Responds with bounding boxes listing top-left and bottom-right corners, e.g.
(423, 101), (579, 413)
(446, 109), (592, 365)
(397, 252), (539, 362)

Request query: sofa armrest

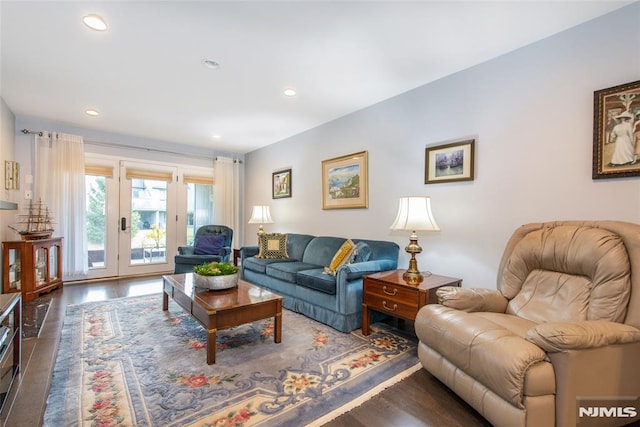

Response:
(436, 287), (508, 313)
(240, 246), (259, 259)
(525, 320), (640, 352)
(178, 246), (195, 256)
(340, 259), (396, 280)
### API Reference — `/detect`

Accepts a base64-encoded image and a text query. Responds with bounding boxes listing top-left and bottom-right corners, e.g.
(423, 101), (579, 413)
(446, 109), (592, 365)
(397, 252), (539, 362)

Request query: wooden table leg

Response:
(362, 303), (370, 336)
(207, 328), (217, 364)
(274, 300), (282, 344)
(162, 291), (168, 311)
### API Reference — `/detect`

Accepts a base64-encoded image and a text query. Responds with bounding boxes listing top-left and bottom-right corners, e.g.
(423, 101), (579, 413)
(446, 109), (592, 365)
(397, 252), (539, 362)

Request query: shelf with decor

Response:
(2, 237), (63, 302)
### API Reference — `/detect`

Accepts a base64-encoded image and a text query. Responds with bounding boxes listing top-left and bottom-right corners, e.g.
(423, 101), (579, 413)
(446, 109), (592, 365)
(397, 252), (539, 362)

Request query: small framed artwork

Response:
(4, 161), (19, 190)
(425, 139), (475, 184)
(272, 168), (292, 199)
(592, 80), (640, 179)
(321, 151), (368, 209)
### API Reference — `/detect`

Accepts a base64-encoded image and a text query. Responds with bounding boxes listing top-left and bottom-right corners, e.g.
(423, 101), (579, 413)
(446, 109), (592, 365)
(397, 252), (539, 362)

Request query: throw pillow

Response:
(324, 239), (356, 276)
(193, 234), (225, 255)
(256, 233), (289, 259)
(352, 241), (372, 263)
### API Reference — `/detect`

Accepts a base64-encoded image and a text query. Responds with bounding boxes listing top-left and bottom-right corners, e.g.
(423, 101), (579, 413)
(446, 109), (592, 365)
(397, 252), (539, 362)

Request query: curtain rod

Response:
(21, 129), (241, 162)
(21, 128), (43, 136)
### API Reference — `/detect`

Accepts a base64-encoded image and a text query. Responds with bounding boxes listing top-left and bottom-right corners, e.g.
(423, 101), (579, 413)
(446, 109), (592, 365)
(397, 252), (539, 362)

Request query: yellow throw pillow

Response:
(256, 233), (289, 259)
(324, 239), (356, 275)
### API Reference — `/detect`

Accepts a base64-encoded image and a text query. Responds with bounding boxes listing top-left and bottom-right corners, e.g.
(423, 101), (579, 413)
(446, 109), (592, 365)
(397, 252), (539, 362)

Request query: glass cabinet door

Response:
(49, 244), (59, 280)
(7, 249), (21, 290)
(34, 247), (48, 287)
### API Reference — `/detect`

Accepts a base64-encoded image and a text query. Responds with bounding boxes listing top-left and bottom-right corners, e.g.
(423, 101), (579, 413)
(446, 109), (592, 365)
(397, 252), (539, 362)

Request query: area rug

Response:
(22, 295), (52, 339)
(44, 294), (419, 426)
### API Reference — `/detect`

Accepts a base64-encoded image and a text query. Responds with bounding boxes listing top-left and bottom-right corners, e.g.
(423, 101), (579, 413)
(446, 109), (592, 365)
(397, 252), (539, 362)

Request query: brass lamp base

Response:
(404, 231), (424, 285)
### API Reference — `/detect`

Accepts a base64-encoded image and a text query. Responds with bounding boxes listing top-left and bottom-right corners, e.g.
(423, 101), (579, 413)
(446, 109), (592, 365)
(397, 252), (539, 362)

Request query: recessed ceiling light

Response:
(85, 109), (100, 117)
(83, 14), (107, 31)
(203, 60), (220, 70)
(212, 134), (221, 139)
(283, 88), (297, 97)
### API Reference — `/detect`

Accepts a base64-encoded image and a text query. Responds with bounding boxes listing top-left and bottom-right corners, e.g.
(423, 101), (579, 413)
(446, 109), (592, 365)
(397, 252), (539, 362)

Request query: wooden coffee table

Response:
(162, 273), (283, 364)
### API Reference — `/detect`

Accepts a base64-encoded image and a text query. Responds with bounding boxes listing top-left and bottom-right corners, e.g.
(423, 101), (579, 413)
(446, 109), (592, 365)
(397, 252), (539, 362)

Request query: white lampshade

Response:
(248, 206), (274, 224)
(389, 197), (440, 232)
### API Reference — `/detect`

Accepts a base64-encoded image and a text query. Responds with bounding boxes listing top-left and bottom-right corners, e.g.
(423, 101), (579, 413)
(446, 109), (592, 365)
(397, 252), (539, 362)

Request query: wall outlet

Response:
(24, 190), (32, 200)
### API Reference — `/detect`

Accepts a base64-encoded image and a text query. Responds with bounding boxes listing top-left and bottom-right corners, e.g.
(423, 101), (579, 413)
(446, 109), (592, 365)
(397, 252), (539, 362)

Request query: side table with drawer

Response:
(362, 269), (461, 335)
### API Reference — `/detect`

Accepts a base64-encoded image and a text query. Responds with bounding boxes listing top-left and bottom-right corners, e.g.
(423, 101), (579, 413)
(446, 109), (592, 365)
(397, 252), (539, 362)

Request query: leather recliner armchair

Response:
(174, 225), (233, 273)
(415, 221), (640, 427)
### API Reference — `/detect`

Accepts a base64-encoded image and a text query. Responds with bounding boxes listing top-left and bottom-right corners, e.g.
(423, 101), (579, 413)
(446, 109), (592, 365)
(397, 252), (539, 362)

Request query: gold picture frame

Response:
(4, 161), (19, 190)
(321, 151), (368, 209)
(592, 80), (640, 179)
(425, 139), (475, 184)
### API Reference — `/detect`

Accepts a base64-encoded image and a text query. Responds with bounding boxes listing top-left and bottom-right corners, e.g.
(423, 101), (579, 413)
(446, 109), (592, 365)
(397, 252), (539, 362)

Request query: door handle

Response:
(121, 217), (127, 231)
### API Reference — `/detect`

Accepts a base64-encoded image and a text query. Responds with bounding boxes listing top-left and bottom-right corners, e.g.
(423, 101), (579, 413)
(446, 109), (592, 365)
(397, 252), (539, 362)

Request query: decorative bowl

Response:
(193, 272), (239, 290)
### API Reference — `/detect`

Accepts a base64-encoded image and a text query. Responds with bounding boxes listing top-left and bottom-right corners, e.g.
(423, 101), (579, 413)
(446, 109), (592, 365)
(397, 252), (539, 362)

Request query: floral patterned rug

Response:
(44, 294), (419, 426)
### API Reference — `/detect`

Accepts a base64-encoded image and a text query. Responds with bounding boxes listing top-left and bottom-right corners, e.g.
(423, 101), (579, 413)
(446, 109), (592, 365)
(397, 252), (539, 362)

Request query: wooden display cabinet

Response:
(2, 237), (63, 301)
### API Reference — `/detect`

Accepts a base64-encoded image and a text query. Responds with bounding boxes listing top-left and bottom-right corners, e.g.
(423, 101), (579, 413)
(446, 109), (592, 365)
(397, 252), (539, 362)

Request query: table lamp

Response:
(389, 196), (440, 285)
(248, 205), (274, 237)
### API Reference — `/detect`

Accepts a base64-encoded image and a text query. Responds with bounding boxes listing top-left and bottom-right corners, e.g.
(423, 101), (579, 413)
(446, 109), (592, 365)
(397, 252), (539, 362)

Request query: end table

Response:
(362, 269), (461, 335)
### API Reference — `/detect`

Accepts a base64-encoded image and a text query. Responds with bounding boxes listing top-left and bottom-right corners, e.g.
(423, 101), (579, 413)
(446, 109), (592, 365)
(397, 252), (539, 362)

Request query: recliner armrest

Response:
(436, 286), (508, 313)
(178, 246), (195, 255)
(525, 320), (640, 352)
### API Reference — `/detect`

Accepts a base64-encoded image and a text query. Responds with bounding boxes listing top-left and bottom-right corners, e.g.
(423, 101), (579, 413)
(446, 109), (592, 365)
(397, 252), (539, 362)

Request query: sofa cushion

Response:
(243, 256), (296, 274)
(302, 236), (348, 266)
(193, 234), (225, 255)
(266, 261), (322, 283)
(256, 233), (289, 259)
(297, 268), (337, 295)
(353, 241), (372, 263)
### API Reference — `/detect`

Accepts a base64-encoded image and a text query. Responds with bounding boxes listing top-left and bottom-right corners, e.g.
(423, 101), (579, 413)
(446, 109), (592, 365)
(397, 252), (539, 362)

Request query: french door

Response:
(84, 158), (178, 280)
(117, 161), (177, 276)
(84, 155), (214, 281)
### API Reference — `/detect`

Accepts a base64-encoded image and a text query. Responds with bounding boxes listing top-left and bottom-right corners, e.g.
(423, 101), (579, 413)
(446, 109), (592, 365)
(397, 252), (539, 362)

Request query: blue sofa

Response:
(240, 233), (399, 332)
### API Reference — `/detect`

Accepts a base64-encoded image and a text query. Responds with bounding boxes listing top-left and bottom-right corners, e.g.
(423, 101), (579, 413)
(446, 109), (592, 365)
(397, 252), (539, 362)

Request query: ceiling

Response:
(1, 1), (633, 154)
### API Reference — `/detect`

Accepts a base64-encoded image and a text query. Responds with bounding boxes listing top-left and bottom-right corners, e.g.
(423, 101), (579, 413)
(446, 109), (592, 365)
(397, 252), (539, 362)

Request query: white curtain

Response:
(213, 156), (241, 249)
(35, 132), (87, 280)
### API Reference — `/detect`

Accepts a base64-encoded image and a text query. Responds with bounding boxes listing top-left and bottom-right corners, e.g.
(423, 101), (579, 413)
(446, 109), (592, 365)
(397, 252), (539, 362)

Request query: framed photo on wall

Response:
(321, 151), (368, 209)
(592, 80), (640, 179)
(272, 168), (292, 199)
(425, 139), (475, 184)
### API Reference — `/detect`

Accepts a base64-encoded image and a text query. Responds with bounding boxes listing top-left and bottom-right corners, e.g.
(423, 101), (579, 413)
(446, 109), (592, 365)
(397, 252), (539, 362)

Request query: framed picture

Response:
(272, 168), (292, 199)
(321, 151), (368, 209)
(425, 139), (475, 184)
(592, 80), (640, 179)
(4, 161), (19, 190)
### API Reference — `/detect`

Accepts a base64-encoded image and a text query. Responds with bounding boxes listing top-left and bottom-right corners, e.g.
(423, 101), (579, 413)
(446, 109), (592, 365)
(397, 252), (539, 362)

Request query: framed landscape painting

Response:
(321, 151), (368, 209)
(425, 139), (475, 184)
(272, 169), (292, 199)
(592, 80), (640, 179)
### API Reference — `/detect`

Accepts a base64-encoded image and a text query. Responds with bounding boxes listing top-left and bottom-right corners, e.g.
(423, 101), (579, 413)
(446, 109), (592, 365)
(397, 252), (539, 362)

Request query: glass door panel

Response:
(119, 161), (177, 276)
(84, 159), (119, 280)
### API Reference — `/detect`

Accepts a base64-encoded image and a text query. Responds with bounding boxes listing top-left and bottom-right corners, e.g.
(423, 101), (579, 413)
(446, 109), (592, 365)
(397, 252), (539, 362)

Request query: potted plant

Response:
(192, 261), (240, 290)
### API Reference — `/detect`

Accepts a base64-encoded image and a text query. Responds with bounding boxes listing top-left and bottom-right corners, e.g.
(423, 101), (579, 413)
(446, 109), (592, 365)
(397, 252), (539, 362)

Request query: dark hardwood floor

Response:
(1, 275), (490, 427)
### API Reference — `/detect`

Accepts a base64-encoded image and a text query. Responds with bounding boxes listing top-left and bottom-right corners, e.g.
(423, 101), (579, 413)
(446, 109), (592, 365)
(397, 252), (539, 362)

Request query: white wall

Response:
(244, 3), (640, 288)
(0, 98), (18, 242)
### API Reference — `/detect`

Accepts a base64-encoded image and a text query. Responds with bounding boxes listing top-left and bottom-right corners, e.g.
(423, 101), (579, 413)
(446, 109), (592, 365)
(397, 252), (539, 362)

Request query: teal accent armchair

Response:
(174, 225), (233, 274)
